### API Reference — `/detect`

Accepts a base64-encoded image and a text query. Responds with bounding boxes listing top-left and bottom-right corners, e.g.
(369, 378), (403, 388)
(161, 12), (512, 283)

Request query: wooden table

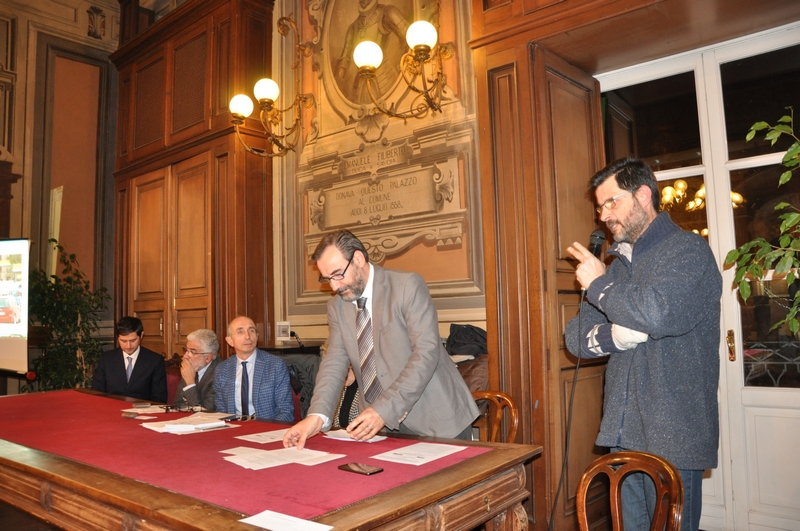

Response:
(0, 391), (541, 530)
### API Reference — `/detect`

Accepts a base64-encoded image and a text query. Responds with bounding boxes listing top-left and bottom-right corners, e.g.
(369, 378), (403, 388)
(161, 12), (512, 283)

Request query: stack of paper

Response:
(141, 412), (236, 434)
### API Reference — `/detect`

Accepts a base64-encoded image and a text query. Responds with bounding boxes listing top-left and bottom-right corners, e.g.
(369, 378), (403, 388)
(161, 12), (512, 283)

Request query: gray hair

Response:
(186, 329), (220, 359)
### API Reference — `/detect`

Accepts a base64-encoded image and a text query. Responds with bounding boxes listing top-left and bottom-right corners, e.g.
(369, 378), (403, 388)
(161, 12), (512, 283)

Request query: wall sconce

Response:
(353, 20), (454, 121)
(229, 16), (315, 158)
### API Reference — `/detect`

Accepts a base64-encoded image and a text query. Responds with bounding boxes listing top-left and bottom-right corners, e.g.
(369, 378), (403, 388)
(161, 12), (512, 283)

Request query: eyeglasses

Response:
(596, 190), (632, 214)
(318, 256), (353, 284)
(182, 347), (209, 356)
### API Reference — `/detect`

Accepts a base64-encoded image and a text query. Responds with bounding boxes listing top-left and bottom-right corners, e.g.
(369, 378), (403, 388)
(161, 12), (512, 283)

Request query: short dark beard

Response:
(616, 199), (650, 243)
(337, 266), (367, 302)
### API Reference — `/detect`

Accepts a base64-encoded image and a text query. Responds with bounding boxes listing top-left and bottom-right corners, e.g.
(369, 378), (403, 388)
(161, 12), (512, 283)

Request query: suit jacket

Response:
(213, 349), (294, 421)
(92, 346), (168, 403)
(173, 357), (220, 411)
(308, 265), (480, 438)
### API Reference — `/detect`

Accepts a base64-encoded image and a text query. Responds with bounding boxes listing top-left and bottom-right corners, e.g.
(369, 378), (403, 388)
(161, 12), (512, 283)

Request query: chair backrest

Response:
(471, 390), (519, 443)
(576, 451), (684, 531)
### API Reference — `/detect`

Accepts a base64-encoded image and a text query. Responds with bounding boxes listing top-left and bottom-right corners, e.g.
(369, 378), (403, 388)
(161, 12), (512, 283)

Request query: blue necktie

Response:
(241, 361), (249, 417)
(125, 356), (133, 382)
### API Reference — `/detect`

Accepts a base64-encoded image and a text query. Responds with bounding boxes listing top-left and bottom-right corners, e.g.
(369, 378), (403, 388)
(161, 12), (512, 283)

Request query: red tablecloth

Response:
(0, 390), (489, 519)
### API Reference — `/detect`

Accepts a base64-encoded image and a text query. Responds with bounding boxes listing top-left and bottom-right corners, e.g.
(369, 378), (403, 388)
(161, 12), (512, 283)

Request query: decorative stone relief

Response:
(87, 7), (106, 40)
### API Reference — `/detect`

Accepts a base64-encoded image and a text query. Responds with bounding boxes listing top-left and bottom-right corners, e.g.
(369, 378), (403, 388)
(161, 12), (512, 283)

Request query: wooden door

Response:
(477, 41), (606, 530)
(532, 45), (609, 531)
(169, 152), (214, 359)
(130, 167), (169, 357)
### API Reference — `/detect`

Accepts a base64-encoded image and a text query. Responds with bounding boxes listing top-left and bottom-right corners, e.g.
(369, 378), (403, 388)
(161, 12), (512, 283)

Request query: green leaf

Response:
(777, 115), (793, 123)
(749, 121), (770, 132)
(780, 212), (800, 233)
(790, 319), (800, 335)
(773, 124), (793, 134)
(775, 253), (795, 274)
(775, 202), (792, 210)
(738, 280), (751, 301)
(725, 249), (740, 265)
(779, 171), (793, 186)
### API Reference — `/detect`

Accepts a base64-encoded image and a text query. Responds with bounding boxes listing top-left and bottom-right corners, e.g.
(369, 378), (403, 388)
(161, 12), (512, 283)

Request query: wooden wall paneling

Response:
(604, 92), (636, 163)
(130, 48), (167, 161)
(166, 19), (212, 145)
(114, 181), (129, 328)
(530, 44), (606, 531)
(170, 151), (214, 359)
(211, 7), (232, 129)
(117, 67), (132, 164)
(130, 167), (169, 356)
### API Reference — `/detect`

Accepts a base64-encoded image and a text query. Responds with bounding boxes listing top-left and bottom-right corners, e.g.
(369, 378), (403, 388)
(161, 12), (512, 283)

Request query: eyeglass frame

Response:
(596, 190), (633, 214)
(318, 255), (353, 284)
(182, 346), (211, 357)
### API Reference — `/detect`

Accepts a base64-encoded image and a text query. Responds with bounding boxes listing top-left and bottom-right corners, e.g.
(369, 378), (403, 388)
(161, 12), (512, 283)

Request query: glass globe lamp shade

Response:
(406, 21), (438, 49)
(353, 41), (383, 69)
(254, 78), (280, 102)
(229, 94), (254, 118)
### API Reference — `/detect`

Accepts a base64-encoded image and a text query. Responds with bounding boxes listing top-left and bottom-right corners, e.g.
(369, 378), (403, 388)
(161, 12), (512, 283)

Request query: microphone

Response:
(588, 229), (606, 258)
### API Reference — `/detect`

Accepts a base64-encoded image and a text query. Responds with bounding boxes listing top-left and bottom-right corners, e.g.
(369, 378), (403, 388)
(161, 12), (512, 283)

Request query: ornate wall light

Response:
(229, 16), (315, 157)
(353, 20), (454, 122)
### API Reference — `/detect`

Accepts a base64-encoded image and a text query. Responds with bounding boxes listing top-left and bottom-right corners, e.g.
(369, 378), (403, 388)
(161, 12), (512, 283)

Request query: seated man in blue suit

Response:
(213, 316), (294, 421)
(92, 316), (168, 402)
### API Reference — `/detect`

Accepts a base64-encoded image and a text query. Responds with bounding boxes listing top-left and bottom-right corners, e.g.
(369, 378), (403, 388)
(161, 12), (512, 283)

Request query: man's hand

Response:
(347, 407), (386, 441)
(283, 415), (323, 450)
(567, 241), (606, 290)
(179, 358), (197, 385)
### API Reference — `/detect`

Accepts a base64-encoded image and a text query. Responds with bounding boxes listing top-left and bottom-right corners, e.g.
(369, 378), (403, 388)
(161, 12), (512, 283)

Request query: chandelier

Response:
(353, 20), (454, 122)
(661, 180), (744, 212)
(228, 16), (315, 158)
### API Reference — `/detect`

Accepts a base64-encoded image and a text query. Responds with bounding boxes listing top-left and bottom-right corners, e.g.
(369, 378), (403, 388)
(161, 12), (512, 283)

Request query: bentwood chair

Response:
(471, 390), (519, 443)
(576, 451), (684, 531)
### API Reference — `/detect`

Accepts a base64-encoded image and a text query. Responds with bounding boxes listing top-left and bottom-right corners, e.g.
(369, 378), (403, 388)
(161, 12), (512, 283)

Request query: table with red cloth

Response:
(0, 390), (540, 530)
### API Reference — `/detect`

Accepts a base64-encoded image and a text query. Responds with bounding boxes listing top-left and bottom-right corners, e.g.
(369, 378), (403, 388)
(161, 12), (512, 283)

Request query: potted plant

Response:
(24, 240), (109, 391)
(726, 107), (800, 332)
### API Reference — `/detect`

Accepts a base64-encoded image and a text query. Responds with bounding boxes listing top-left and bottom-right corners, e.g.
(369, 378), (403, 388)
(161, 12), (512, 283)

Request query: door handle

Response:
(726, 329), (736, 361)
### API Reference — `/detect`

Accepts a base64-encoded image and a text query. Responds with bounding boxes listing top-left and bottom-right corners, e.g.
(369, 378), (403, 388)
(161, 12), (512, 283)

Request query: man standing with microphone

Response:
(565, 158), (721, 531)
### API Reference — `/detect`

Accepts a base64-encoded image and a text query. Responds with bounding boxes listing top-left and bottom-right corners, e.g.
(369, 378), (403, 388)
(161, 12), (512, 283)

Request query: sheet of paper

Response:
(235, 429), (288, 444)
(240, 510), (333, 531)
(141, 412), (237, 434)
(121, 406), (164, 415)
(269, 447), (345, 466)
(323, 428), (387, 443)
(223, 451), (293, 470)
(220, 446), (266, 455)
(371, 442), (467, 466)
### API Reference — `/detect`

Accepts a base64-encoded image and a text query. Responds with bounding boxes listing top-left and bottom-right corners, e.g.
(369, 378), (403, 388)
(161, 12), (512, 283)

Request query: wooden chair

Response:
(576, 451), (684, 531)
(471, 390), (519, 443)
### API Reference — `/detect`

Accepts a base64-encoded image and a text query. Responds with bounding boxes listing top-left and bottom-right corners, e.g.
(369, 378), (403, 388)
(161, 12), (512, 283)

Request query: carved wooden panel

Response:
(605, 92), (636, 163)
(171, 151), (213, 358)
(132, 52), (166, 157)
(168, 22), (210, 143)
(130, 167), (169, 357)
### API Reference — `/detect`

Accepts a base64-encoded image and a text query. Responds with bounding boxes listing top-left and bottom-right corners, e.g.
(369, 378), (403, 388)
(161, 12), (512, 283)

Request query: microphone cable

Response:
(548, 230), (605, 531)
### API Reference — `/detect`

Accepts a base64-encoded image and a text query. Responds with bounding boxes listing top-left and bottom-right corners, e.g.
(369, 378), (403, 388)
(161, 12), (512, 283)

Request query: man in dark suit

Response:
(213, 316), (294, 421)
(92, 316), (167, 402)
(283, 230), (479, 450)
(173, 328), (220, 411)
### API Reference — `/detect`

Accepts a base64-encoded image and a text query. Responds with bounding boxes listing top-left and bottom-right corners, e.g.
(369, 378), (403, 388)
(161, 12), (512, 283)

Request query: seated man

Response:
(173, 328), (221, 411)
(213, 316), (294, 421)
(92, 316), (167, 402)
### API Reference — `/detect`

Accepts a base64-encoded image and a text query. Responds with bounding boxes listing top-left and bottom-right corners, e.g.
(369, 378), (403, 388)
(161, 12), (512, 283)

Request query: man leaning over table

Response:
(283, 230), (479, 450)
(173, 328), (221, 411)
(214, 316), (294, 421)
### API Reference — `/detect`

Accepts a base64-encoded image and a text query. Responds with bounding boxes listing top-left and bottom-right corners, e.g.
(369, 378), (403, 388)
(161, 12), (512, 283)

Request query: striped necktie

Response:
(125, 356), (133, 382)
(356, 297), (381, 402)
